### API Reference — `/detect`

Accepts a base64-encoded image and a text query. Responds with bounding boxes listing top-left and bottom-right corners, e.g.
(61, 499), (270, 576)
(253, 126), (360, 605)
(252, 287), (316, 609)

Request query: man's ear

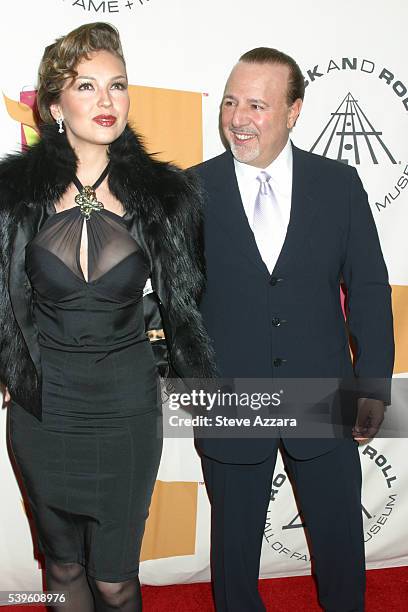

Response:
(287, 98), (303, 129)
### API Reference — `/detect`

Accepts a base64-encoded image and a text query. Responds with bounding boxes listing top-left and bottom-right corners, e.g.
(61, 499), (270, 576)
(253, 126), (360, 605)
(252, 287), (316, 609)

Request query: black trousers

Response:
(201, 439), (365, 612)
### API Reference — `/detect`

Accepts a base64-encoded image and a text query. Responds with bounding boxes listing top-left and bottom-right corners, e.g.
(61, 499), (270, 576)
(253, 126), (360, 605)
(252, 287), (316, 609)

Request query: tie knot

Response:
(257, 171), (271, 184)
(257, 171), (271, 195)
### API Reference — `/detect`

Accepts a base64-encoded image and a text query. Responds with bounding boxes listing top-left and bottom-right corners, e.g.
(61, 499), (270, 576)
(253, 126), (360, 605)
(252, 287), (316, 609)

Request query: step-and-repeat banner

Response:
(0, 0), (407, 592)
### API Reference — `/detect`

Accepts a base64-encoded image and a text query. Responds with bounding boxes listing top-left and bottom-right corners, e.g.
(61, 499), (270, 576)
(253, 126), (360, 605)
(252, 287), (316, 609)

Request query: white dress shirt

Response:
(234, 138), (293, 272)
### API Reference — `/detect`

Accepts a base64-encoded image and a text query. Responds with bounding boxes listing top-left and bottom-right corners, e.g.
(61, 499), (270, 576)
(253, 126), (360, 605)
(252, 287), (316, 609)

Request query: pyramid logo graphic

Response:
(310, 92), (397, 165)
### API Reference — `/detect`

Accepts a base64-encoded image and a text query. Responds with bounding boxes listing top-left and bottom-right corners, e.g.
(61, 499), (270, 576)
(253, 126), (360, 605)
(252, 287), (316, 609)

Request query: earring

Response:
(56, 116), (64, 134)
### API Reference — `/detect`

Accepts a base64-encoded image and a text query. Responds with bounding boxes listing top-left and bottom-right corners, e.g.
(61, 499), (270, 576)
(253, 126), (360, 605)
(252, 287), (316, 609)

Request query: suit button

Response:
(270, 276), (283, 286)
(272, 317), (281, 327)
(273, 358), (285, 367)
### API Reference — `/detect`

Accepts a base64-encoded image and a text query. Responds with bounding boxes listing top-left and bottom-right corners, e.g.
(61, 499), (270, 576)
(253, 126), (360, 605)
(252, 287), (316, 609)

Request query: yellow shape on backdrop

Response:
(23, 124), (40, 146)
(128, 85), (203, 169)
(141, 480), (198, 561)
(391, 285), (408, 374)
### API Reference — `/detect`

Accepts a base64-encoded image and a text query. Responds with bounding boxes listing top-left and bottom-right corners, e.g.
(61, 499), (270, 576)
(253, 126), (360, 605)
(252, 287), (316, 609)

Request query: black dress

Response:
(8, 204), (162, 582)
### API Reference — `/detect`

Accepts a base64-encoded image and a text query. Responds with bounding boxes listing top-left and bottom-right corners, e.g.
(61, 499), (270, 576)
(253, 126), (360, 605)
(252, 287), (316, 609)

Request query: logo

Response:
(264, 464), (310, 564)
(298, 56), (408, 213)
(310, 92), (396, 165)
(263, 445), (399, 564)
(359, 444), (398, 544)
(61, 0), (152, 14)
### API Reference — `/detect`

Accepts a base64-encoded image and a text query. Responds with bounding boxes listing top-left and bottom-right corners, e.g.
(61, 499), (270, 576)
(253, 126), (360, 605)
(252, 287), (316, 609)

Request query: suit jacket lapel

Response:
(273, 144), (322, 275)
(208, 151), (269, 277)
(207, 147), (323, 277)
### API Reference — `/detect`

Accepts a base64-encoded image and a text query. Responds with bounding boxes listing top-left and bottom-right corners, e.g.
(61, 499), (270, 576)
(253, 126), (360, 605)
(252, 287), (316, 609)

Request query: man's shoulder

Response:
(292, 144), (357, 180)
(191, 150), (232, 180)
(192, 145), (356, 178)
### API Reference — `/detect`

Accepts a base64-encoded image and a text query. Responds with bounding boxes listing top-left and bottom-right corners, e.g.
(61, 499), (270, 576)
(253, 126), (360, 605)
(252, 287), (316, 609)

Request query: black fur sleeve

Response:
(149, 167), (217, 379)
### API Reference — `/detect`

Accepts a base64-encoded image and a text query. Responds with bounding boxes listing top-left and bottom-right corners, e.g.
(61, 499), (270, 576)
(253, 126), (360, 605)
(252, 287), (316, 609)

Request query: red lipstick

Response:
(93, 115), (117, 127)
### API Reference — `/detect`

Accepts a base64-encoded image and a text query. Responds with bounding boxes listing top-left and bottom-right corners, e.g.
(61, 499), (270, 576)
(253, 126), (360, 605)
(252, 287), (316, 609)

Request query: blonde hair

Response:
(37, 22), (125, 124)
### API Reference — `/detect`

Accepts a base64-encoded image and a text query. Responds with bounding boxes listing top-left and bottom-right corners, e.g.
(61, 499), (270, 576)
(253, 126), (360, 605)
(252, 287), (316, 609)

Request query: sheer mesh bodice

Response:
(25, 203), (158, 418)
(26, 206), (151, 352)
(31, 205), (139, 283)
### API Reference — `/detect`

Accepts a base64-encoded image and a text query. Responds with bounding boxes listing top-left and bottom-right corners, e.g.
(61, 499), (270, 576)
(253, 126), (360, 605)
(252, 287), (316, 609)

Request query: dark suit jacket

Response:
(194, 145), (394, 462)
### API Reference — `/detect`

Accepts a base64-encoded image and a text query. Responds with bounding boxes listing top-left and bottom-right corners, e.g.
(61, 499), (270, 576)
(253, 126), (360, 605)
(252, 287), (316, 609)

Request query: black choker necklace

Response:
(73, 163), (110, 220)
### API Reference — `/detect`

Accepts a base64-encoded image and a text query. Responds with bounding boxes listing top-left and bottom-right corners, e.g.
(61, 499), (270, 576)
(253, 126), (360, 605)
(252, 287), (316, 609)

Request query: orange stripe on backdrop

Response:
(391, 285), (408, 374)
(128, 85), (203, 168)
(127, 87), (202, 562)
(2, 94), (37, 129)
(140, 481), (198, 561)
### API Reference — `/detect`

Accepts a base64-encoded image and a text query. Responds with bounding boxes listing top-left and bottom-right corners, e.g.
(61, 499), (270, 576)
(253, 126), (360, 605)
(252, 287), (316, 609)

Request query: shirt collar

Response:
(233, 138), (293, 189)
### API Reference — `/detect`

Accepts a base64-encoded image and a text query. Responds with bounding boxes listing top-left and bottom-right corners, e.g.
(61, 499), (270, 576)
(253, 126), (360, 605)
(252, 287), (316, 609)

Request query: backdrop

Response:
(0, 0), (407, 593)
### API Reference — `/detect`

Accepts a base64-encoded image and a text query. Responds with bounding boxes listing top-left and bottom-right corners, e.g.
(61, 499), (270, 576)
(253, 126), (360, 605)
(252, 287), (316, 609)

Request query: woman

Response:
(0, 22), (215, 611)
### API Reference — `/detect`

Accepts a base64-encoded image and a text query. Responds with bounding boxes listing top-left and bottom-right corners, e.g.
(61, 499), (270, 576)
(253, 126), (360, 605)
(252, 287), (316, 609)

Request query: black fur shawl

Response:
(0, 124), (216, 417)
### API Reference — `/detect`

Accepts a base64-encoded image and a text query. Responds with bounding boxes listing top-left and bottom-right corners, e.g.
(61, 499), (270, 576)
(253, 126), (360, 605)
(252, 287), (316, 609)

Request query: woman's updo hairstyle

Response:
(37, 22), (125, 125)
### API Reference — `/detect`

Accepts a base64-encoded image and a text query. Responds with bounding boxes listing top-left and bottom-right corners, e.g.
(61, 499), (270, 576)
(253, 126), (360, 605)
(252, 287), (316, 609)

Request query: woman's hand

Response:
(2, 386), (11, 405)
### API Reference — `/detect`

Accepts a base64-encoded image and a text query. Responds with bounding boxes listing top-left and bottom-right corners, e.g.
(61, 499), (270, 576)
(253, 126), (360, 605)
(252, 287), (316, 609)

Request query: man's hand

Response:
(352, 398), (385, 443)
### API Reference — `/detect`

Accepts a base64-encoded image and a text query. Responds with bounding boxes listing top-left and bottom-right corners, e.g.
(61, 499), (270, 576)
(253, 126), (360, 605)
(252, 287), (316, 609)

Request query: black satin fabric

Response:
(8, 205), (162, 580)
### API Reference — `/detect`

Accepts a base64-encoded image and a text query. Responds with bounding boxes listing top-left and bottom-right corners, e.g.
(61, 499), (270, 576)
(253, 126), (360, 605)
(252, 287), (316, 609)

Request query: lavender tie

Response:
(253, 171), (283, 273)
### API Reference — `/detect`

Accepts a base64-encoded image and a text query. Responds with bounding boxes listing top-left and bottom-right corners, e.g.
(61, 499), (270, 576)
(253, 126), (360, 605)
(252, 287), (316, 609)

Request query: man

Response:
(193, 48), (394, 612)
